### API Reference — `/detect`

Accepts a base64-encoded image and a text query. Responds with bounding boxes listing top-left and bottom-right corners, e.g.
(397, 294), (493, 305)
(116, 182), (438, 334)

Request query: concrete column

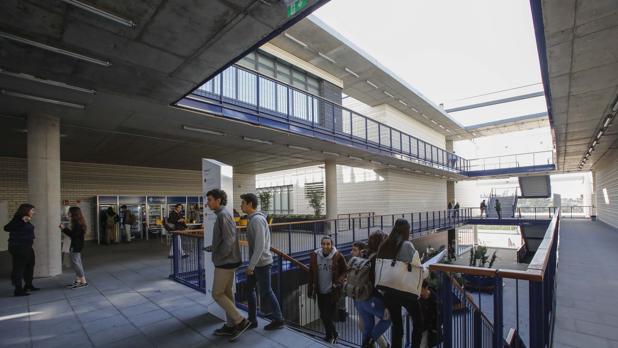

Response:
(473, 224), (479, 245)
(325, 160), (338, 221)
(28, 114), (62, 277)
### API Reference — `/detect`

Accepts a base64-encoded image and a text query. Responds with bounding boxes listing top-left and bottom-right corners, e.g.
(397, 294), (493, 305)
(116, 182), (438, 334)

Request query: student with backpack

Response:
(308, 235), (348, 344)
(59, 207), (88, 288)
(240, 193), (285, 331)
(375, 219), (424, 348)
(345, 231), (391, 348)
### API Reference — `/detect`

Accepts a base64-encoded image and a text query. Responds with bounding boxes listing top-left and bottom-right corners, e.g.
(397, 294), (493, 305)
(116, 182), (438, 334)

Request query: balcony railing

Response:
(468, 151), (554, 172)
(189, 65), (470, 173)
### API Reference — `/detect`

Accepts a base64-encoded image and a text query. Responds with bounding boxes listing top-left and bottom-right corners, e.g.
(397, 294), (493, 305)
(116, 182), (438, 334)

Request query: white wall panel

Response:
(594, 149), (618, 228)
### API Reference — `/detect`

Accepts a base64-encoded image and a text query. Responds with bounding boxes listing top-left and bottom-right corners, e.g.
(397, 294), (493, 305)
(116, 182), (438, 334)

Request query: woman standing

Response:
(4, 203), (38, 296)
(59, 207), (88, 288)
(376, 219), (424, 348)
(308, 236), (348, 344)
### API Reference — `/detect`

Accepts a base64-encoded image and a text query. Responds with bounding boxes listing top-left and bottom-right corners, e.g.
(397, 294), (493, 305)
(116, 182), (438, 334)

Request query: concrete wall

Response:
(594, 149), (618, 228)
(257, 164), (447, 216)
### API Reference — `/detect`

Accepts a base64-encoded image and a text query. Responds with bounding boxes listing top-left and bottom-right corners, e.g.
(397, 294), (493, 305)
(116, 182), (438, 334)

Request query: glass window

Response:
(238, 52), (256, 70)
(257, 54), (275, 78)
(275, 62), (291, 84)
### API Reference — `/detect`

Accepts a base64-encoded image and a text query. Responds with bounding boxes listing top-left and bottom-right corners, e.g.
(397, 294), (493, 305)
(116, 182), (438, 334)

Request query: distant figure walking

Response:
(480, 200), (487, 218)
(495, 199), (502, 220)
(447, 202), (453, 219)
(453, 202), (460, 218)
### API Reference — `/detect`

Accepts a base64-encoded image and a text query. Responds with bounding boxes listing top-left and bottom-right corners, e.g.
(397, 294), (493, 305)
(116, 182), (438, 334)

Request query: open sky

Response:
(314, 0), (547, 126)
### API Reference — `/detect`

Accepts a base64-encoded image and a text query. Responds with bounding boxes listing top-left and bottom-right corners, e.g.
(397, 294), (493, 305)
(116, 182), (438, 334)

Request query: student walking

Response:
(350, 231), (391, 348)
(480, 200), (487, 218)
(120, 205), (134, 243)
(495, 199), (502, 220)
(60, 207), (88, 288)
(453, 202), (460, 218)
(4, 203), (39, 296)
(205, 189), (251, 342)
(240, 193), (285, 331)
(103, 207), (119, 244)
(308, 236), (348, 344)
(376, 219), (424, 348)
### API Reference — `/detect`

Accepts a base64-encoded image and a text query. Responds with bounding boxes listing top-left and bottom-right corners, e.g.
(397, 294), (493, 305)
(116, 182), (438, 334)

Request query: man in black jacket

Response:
(4, 203), (38, 296)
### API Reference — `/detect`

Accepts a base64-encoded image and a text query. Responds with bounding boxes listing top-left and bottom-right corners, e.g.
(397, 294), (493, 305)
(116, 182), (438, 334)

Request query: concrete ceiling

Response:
(541, 0), (618, 172)
(269, 16), (470, 139)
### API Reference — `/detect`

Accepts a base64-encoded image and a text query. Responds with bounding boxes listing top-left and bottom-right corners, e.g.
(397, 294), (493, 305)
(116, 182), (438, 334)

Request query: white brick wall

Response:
(595, 150), (618, 228)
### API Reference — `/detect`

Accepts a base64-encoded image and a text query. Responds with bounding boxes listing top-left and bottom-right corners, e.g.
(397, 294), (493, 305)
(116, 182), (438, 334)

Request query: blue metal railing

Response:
(468, 151), (554, 172)
(186, 64), (470, 173)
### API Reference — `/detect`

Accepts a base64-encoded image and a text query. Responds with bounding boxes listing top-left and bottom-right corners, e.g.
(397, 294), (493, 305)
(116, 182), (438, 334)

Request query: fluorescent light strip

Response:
(613, 98), (618, 113)
(182, 125), (224, 136)
(0, 68), (96, 94)
(398, 100), (408, 106)
(366, 80), (379, 89)
(344, 67), (359, 78)
(383, 91), (395, 98)
(1, 89), (84, 109)
(288, 144), (310, 151)
(421, 113), (429, 120)
(284, 32), (308, 48)
(243, 136), (272, 145)
(430, 120), (438, 125)
(445, 129), (451, 133)
(322, 151), (340, 157)
(0, 31), (111, 67)
(318, 52), (336, 64)
(604, 116), (612, 128)
(370, 160), (382, 165)
(439, 124), (445, 129)
(410, 106), (418, 113)
(597, 130), (604, 139)
(592, 140), (598, 147)
(61, 0), (136, 28)
(348, 155), (363, 161)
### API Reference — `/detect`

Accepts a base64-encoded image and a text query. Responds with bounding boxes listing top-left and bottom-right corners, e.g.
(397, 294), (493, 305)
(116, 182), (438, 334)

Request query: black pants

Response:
(317, 292), (338, 339)
(9, 246), (35, 289)
(384, 289), (424, 348)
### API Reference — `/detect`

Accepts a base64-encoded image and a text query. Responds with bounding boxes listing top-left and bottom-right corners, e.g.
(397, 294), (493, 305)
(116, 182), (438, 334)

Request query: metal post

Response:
(352, 218), (356, 243)
(197, 238), (204, 289)
(172, 233), (179, 278)
(473, 307), (482, 348)
(493, 276), (504, 348)
(529, 280), (544, 348)
(277, 255), (283, 304)
(440, 272), (453, 348)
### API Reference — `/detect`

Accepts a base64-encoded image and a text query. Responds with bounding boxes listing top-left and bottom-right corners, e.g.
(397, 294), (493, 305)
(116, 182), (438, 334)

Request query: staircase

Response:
(487, 188), (519, 218)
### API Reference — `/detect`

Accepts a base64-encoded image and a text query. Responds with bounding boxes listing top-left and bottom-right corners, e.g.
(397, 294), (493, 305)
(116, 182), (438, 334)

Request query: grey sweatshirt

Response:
(211, 207), (242, 267)
(316, 246), (337, 294)
(396, 240), (419, 264)
(246, 211), (273, 271)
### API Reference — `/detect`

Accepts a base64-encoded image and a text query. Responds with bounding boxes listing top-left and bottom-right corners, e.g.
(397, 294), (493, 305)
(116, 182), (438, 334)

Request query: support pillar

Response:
(28, 114), (62, 277)
(473, 224), (479, 245)
(325, 160), (337, 235)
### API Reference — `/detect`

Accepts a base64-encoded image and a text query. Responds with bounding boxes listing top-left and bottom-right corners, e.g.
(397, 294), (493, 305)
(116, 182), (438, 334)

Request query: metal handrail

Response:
(468, 150), (553, 161)
(193, 64), (470, 172)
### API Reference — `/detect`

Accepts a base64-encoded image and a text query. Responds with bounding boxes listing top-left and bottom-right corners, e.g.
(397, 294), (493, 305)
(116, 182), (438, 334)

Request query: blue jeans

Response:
(355, 296), (391, 341)
(247, 264), (283, 322)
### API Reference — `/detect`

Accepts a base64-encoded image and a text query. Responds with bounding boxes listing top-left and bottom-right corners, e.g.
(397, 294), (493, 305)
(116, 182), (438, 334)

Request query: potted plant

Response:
(463, 245), (497, 292)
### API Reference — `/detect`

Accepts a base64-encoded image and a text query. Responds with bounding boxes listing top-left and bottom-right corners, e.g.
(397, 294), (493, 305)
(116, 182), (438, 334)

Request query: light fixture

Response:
(348, 155), (362, 161)
(597, 129), (604, 139)
(288, 144), (310, 151)
(0, 68), (96, 94)
(402, 168), (412, 172)
(388, 164), (397, 168)
(410, 106), (418, 113)
(318, 52), (336, 64)
(592, 140), (598, 147)
(182, 125), (224, 136)
(445, 129), (451, 133)
(344, 67), (359, 78)
(370, 160), (382, 165)
(612, 98), (618, 113)
(61, 0), (136, 28)
(284, 32), (308, 48)
(438, 124), (445, 129)
(0, 31), (111, 67)
(243, 136), (272, 145)
(1, 89), (84, 109)
(398, 100), (408, 106)
(322, 151), (340, 157)
(430, 120), (437, 125)
(383, 91), (394, 98)
(604, 115), (613, 128)
(421, 114), (429, 120)
(366, 80), (378, 89)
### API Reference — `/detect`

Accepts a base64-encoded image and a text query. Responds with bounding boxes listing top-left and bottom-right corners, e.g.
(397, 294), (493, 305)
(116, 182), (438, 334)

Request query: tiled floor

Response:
(553, 220), (618, 348)
(0, 240), (330, 348)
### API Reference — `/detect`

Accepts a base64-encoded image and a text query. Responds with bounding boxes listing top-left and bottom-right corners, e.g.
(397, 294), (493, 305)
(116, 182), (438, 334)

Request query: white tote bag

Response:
(375, 242), (426, 296)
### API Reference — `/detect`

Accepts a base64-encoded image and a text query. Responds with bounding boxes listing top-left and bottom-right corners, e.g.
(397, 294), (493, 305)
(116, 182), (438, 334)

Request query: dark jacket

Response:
(4, 218), (35, 248)
(62, 223), (86, 253)
(168, 210), (187, 231)
(308, 247), (348, 302)
(419, 289), (442, 345)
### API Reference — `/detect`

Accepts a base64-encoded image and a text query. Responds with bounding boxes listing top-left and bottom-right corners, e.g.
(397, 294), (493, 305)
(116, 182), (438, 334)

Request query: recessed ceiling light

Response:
(284, 32), (308, 48)
(182, 125), (224, 136)
(344, 67), (359, 78)
(243, 136), (272, 145)
(366, 80), (379, 89)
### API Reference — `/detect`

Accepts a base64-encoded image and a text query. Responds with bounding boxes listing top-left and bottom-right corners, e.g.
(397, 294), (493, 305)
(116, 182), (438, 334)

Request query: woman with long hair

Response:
(59, 206), (88, 288)
(376, 219), (424, 348)
(4, 203), (38, 296)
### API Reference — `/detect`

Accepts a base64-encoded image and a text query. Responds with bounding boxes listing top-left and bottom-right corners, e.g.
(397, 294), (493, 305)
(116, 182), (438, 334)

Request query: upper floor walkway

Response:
(177, 65), (556, 178)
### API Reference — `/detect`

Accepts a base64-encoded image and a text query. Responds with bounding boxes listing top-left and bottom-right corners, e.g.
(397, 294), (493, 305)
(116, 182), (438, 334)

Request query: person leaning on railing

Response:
(308, 235), (348, 344)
